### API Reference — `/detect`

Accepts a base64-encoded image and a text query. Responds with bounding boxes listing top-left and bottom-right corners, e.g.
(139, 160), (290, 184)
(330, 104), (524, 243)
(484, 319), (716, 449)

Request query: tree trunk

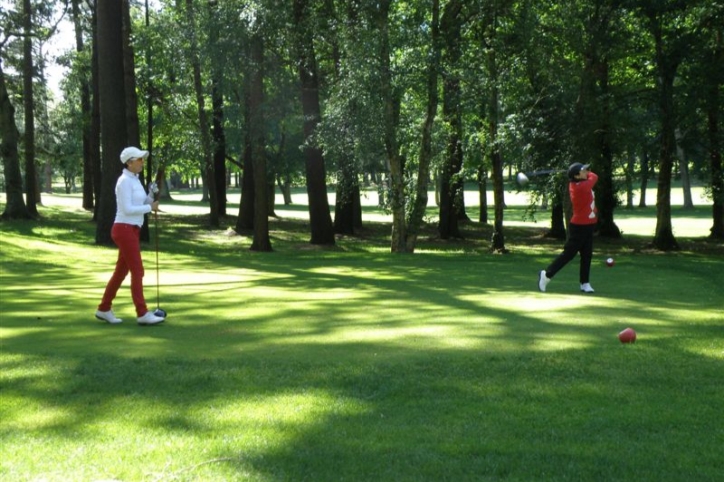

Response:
(332, 130), (361, 234)
(91, 0), (102, 222)
(547, 179), (567, 239)
(143, 0), (168, 202)
(236, 56), (255, 232)
(185, 0), (219, 227)
(293, 0), (335, 245)
(490, 147), (506, 252)
(638, 150), (649, 208)
(210, 1), (227, 217)
(121, 0), (151, 241)
(23, 0), (39, 216)
(625, 151), (635, 209)
(277, 173), (292, 205)
(333, 163), (360, 235)
(484, 9), (506, 253)
(675, 129), (694, 209)
(438, 0), (463, 240)
(96, 0), (128, 245)
(707, 32), (724, 239)
(650, 15), (679, 250)
(330, 6), (361, 236)
(679, 159), (694, 209)
(249, 32), (272, 252)
(236, 77), (255, 232)
(72, 0), (94, 212)
(266, 170), (276, 217)
(405, 0), (440, 252)
(594, 57), (621, 238)
(1, 60), (32, 220)
(237, 140), (255, 231)
(374, 1), (405, 252)
(122, 0), (140, 147)
(212, 78), (227, 216)
(477, 167), (488, 224)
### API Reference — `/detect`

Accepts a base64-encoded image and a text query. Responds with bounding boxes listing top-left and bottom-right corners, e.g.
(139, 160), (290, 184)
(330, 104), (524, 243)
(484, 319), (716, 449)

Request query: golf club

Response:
(151, 170), (167, 319)
(516, 169), (565, 187)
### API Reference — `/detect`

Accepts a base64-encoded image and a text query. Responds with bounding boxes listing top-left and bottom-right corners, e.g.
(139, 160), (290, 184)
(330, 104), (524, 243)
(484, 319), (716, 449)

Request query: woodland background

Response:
(1, 0), (722, 252)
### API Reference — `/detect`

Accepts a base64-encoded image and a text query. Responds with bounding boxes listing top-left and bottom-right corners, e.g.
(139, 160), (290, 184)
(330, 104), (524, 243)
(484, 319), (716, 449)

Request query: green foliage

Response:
(4, 0), (720, 243)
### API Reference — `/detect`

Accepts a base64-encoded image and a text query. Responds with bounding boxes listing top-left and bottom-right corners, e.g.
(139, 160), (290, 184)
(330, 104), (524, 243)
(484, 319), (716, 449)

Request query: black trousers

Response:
(546, 224), (595, 284)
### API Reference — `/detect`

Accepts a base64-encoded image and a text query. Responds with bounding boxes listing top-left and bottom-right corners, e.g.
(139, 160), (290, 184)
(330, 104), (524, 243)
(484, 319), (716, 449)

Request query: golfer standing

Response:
(538, 162), (598, 293)
(95, 147), (165, 325)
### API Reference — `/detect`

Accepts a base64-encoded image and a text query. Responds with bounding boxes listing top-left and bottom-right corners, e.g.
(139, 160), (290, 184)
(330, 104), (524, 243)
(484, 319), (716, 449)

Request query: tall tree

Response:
(293, 0), (335, 245)
(701, 6), (723, 239)
(513, 0), (573, 239)
(22, 0), (39, 216)
(486, 12), (507, 253)
(90, 0), (101, 221)
(142, 0), (157, 194)
(574, 0), (622, 239)
(438, 0), (464, 240)
(185, 0), (219, 227)
(375, 0), (406, 252)
(404, 0), (441, 252)
(209, 0), (227, 217)
(248, 28), (271, 252)
(236, 70), (255, 232)
(70, 0), (94, 212)
(474, 0), (511, 253)
(1, 57), (32, 220)
(95, 0), (128, 245)
(330, 0), (361, 236)
(121, 0), (153, 242)
(640, 0), (694, 250)
(121, 0), (140, 147)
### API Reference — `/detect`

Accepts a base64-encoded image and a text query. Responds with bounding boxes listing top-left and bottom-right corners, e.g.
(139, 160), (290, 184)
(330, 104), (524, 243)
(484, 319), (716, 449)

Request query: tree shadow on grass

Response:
(2, 321), (722, 481)
(2, 206), (724, 481)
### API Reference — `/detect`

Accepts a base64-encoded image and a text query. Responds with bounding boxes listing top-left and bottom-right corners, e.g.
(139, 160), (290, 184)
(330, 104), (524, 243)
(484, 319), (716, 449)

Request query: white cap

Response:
(120, 146), (149, 164)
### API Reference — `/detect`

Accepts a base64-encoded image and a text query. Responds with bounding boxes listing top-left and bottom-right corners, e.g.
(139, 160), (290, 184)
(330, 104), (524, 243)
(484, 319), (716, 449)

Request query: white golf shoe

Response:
(137, 311), (165, 325)
(95, 310), (122, 324)
(580, 283), (595, 293)
(538, 270), (551, 292)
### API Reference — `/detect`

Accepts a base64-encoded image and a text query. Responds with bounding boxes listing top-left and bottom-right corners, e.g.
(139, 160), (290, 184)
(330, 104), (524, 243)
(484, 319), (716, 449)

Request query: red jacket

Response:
(569, 172), (598, 225)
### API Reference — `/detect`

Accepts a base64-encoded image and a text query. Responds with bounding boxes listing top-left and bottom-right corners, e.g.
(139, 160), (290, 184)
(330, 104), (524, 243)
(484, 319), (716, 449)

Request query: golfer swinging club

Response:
(538, 162), (598, 294)
(95, 147), (166, 325)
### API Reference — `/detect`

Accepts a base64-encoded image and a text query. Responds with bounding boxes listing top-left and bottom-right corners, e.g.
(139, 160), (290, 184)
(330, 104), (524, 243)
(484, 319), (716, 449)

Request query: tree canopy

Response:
(1, 0), (722, 248)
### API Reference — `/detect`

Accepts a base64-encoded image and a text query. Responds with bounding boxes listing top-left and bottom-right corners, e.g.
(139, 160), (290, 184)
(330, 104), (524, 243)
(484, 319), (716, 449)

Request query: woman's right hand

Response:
(151, 201), (160, 212)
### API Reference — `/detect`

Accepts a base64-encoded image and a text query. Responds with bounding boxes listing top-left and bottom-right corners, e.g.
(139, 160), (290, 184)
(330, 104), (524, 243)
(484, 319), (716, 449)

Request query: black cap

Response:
(568, 162), (590, 180)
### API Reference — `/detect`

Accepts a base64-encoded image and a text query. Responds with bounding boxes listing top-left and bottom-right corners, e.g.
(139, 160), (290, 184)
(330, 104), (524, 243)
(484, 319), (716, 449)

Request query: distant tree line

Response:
(1, 0), (722, 252)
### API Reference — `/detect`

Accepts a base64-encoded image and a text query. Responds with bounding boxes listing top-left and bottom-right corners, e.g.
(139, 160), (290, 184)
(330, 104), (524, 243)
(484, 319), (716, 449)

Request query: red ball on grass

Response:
(618, 327), (636, 344)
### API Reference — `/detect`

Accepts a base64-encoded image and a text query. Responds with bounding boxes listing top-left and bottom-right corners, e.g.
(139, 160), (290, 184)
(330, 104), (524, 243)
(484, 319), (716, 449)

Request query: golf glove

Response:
(148, 182), (159, 195)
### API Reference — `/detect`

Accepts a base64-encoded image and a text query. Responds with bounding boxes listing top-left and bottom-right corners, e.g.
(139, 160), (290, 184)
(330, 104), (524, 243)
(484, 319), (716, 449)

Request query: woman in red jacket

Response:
(538, 162), (598, 293)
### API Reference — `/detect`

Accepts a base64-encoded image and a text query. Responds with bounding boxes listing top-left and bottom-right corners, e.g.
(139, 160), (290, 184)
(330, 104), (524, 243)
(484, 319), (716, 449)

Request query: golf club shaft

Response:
(155, 210), (160, 308)
(527, 169), (565, 177)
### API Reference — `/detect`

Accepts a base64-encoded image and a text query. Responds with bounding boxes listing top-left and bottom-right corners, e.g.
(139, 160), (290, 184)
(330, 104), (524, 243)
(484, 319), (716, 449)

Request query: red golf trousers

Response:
(98, 223), (148, 317)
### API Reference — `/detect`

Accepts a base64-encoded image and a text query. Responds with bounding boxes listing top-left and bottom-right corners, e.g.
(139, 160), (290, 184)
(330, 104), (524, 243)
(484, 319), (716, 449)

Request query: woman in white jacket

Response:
(95, 147), (165, 325)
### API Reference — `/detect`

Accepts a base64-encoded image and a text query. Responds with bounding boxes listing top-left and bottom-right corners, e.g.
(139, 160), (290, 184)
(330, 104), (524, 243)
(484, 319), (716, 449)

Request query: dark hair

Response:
(568, 163), (589, 180)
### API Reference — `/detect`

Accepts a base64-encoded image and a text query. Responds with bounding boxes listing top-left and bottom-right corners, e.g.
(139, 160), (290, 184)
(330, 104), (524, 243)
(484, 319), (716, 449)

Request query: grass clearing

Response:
(1, 190), (723, 481)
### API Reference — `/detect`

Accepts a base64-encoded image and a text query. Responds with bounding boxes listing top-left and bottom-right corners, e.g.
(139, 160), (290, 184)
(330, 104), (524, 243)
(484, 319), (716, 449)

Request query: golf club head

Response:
(154, 308), (167, 318)
(516, 172), (529, 186)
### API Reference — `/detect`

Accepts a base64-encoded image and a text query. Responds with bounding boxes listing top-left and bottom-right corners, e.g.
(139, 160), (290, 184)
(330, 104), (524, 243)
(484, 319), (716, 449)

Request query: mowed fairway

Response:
(1, 190), (723, 482)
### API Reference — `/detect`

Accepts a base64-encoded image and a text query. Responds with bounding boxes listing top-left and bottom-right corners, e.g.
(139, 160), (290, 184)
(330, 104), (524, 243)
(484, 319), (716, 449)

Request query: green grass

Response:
(1, 193), (723, 481)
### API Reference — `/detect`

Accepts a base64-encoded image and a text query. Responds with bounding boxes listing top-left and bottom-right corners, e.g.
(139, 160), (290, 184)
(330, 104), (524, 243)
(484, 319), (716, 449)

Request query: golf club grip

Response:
(153, 166), (167, 201)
